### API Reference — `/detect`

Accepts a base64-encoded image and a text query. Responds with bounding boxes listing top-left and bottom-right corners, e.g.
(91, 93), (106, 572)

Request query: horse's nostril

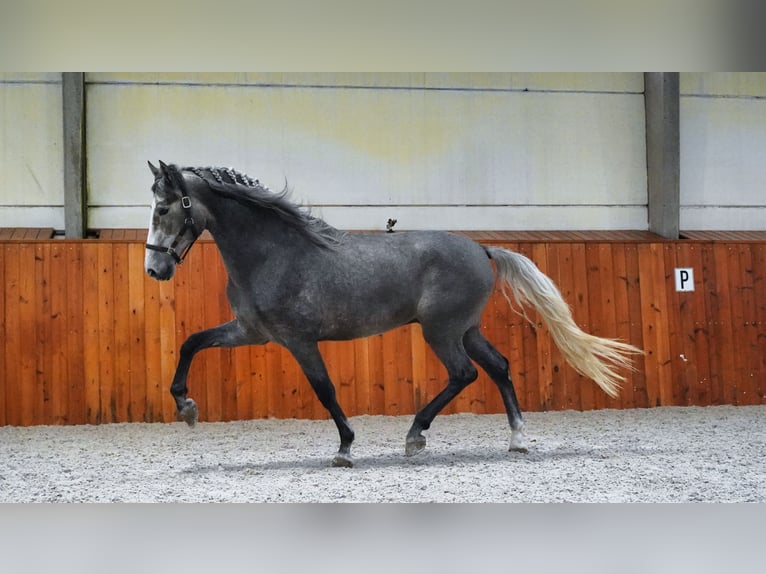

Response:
(147, 268), (158, 279)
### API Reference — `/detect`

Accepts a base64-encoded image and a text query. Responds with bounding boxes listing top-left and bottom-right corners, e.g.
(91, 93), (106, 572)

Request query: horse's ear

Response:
(157, 160), (181, 188)
(158, 160), (171, 181)
(148, 161), (160, 178)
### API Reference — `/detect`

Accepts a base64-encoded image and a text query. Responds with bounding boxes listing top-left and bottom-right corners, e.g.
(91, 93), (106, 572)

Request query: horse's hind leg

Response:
(463, 327), (528, 452)
(288, 342), (355, 468)
(405, 331), (478, 456)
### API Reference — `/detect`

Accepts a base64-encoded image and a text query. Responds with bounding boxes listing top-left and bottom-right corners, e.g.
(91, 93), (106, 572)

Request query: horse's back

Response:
(344, 230), (492, 287)
(319, 230), (495, 338)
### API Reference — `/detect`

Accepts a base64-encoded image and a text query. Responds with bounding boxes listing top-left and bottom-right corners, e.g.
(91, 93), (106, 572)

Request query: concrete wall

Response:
(680, 73), (766, 230)
(0, 73), (63, 228)
(3, 72), (765, 232)
(85, 73), (647, 230)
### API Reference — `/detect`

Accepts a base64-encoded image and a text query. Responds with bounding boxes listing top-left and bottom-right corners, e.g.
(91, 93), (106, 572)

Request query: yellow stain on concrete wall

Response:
(87, 78), (647, 215)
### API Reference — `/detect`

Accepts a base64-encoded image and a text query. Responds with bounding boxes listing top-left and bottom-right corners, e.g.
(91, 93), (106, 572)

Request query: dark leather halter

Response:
(145, 195), (201, 264)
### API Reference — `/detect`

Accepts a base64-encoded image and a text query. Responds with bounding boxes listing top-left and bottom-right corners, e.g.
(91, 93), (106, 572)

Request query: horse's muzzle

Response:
(145, 259), (176, 281)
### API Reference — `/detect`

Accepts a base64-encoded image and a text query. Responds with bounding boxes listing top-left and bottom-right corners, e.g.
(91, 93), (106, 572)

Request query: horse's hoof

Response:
(178, 398), (199, 427)
(405, 435), (426, 457)
(332, 453), (354, 468)
(509, 429), (528, 453)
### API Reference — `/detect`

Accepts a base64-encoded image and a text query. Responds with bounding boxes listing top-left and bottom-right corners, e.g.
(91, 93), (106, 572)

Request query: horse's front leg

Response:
(170, 320), (265, 426)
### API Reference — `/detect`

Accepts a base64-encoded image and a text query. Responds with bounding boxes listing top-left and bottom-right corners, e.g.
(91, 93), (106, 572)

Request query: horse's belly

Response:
(318, 299), (417, 341)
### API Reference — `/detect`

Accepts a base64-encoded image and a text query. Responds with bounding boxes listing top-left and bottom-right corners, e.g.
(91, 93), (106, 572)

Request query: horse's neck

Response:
(204, 197), (308, 280)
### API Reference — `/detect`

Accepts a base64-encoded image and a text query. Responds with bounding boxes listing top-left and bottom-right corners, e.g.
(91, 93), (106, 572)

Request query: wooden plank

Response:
(623, 244), (647, 407)
(662, 244), (686, 406)
(352, 336), (372, 415)
(683, 243), (712, 406)
(395, 325), (416, 416)
(637, 244), (666, 407)
(662, 245), (682, 405)
(279, 340), (302, 420)
(18, 244), (37, 426)
(263, 343), (282, 418)
(81, 245), (101, 423)
(365, 335), (384, 415)
(35, 244), (53, 424)
(734, 244), (759, 405)
(727, 244), (749, 404)
(249, 341), (268, 419)
(65, 244), (86, 424)
(128, 244), (148, 421)
(158, 279), (177, 421)
(49, 243), (69, 424)
(234, 346), (254, 421)
(97, 243), (116, 423)
(82, 243), (102, 424)
(0, 246), (5, 425)
(381, 329), (400, 415)
(651, 244), (673, 407)
(337, 338), (359, 418)
(700, 244), (724, 406)
(3, 245), (20, 425)
(681, 243), (711, 406)
(282, 346), (303, 419)
(712, 244), (736, 405)
(112, 243), (132, 422)
(752, 244), (766, 403)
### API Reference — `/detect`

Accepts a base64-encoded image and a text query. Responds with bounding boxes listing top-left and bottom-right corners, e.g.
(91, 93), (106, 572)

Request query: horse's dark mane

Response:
(181, 165), (343, 248)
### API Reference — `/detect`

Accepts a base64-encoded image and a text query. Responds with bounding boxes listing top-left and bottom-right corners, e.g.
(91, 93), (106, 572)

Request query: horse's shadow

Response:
(181, 444), (672, 475)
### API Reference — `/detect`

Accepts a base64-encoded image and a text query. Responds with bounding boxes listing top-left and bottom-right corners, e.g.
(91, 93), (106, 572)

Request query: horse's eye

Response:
(157, 206), (170, 217)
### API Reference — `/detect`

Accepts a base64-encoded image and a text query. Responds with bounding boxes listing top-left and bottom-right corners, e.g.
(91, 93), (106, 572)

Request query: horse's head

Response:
(144, 160), (204, 281)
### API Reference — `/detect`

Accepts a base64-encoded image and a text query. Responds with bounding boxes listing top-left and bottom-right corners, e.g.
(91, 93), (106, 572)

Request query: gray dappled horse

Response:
(145, 161), (640, 467)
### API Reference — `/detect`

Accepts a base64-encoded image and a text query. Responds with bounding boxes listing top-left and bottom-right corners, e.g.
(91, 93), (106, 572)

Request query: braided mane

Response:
(183, 165), (343, 248)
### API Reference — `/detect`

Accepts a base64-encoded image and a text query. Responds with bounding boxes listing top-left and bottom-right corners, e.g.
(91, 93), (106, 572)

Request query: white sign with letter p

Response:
(675, 268), (694, 292)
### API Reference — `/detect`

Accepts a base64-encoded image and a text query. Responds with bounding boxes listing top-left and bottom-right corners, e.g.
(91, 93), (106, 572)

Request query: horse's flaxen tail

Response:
(485, 246), (642, 398)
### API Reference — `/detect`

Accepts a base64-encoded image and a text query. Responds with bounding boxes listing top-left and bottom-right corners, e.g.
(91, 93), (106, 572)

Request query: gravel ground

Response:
(1, 405), (764, 502)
